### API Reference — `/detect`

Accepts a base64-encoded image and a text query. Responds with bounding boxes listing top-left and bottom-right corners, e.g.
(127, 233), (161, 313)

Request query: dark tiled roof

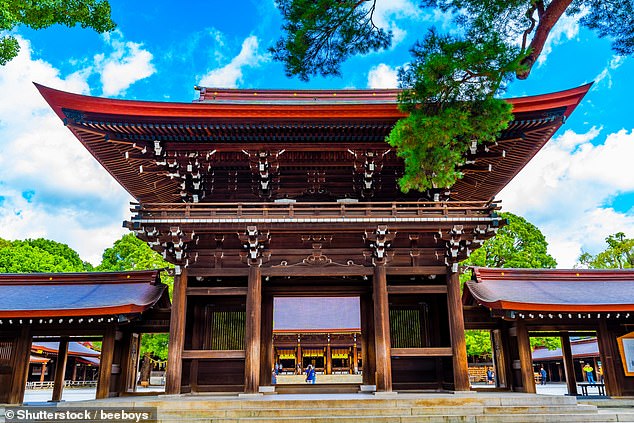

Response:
(532, 338), (599, 360)
(0, 270), (168, 317)
(273, 297), (360, 331)
(465, 268), (634, 312)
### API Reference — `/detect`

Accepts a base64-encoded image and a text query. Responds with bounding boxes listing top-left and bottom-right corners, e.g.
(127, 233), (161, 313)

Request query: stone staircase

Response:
(25, 393), (633, 423)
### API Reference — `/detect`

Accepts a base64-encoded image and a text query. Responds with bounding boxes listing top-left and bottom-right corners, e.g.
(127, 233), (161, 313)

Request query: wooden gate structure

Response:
(464, 268), (634, 396)
(0, 271), (170, 403)
(37, 83), (590, 394)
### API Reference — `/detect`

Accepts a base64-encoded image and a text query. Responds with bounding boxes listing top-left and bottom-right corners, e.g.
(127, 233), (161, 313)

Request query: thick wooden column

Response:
(165, 267), (188, 395)
(491, 329), (510, 389)
(51, 339), (69, 401)
(560, 331), (578, 395)
(96, 327), (116, 399)
(353, 340), (358, 374)
(597, 319), (620, 396)
(515, 321), (535, 393)
(360, 293), (376, 385)
(373, 265), (392, 391)
(326, 338), (332, 375)
(8, 326), (32, 404)
(40, 362), (47, 383)
(446, 271), (470, 391)
(260, 293), (274, 385)
(244, 265), (262, 393)
(297, 339), (302, 370)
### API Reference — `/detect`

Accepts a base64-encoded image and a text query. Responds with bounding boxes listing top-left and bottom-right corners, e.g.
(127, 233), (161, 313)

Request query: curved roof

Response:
(32, 341), (101, 357)
(36, 84), (591, 203)
(0, 270), (168, 318)
(465, 268), (634, 312)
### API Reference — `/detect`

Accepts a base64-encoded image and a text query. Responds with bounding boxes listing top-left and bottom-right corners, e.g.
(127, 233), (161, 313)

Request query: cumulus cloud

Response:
(199, 35), (266, 88)
(498, 127), (634, 267)
(0, 36), (132, 264)
(367, 63), (399, 88)
(373, 0), (421, 46)
(93, 29), (156, 96)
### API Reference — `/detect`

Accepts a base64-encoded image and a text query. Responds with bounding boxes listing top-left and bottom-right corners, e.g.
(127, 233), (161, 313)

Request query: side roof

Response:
(0, 270), (169, 318)
(464, 267), (634, 312)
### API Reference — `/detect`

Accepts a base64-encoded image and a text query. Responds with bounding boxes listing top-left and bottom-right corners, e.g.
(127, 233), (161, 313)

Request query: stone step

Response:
(95, 394), (580, 411)
(158, 404), (597, 419)
(156, 414), (621, 423)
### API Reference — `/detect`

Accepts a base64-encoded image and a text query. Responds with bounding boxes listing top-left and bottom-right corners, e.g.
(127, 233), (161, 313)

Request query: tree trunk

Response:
(517, 0), (574, 79)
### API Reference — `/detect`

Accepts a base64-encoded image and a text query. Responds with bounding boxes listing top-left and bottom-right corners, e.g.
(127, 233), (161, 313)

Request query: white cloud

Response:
(367, 63), (399, 88)
(199, 35), (266, 88)
(373, 0), (421, 46)
(0, 36), (132, 265)
(94, 30), (156, 96)
(593, 55), (626, 90)
(498, 127), (634, 267)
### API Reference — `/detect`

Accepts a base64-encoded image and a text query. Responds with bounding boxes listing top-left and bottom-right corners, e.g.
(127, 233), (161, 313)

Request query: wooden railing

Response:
(130, 200), (501, 221)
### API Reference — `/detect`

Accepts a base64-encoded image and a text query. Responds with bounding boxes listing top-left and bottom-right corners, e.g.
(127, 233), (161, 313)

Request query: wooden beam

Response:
(516, 321), (536, 394)
(387, 285), (447, 295)
(182, 350), (246, 359)
(390, 347), (453, 357)
(96, 327), (115, 399)
(597, 319), (620, 396)
(373, 265), (392, 392)
(8, 326), (32, 404)
(165, 268), (188, 395)
(263, 267), (373, 277)
(244, 265), (262, 393)
(186, 268), (249, 277)
(447, 271), (470, 391)
(51, 339), (69, 401)
(187, 287), (248, 296)
(560, 332), (578, 395)
(528, 331), (597, 338)
(386, 266), (447, 276)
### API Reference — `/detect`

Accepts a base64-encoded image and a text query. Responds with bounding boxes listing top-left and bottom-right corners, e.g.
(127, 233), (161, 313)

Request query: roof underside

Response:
(0, 270), (168, 318)
(466, 268), (634, 312)
(36, 84), (591, 204)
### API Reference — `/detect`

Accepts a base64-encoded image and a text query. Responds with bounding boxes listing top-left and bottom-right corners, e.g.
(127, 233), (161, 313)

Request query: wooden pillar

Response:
(360, 293), (376, 385)
(491, 329), (509, 389)
(165, 267), (188, 395)
(446, 271), (470, 391)
(51, 339), (69, 401)
(373, 265), (392, 391)
(96, 327), (116, 399)
(353, 338), (358, 374)
(326, 338), (332, 375)
(597, 319), (620, 396)
(516, 321), (535, 393)
(560, 331), (578, 395)
(40, 362), (47, 383)
(260, 293), (274, 385)
(297, 338), (302, 370)
(8, 326), (32, 404)
(71, 358), (78, 382)
(244, 265), (262, 393)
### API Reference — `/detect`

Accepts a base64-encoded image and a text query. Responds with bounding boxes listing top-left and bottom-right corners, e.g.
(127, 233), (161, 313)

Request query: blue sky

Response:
(0, 1), (632, 267)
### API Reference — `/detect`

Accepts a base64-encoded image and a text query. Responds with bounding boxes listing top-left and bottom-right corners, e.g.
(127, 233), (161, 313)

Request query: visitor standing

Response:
(583, 363), (595, 384)
(540, 367), (547, 385)
(305, 364), (316, 384)
(486, 367), (494, 385)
